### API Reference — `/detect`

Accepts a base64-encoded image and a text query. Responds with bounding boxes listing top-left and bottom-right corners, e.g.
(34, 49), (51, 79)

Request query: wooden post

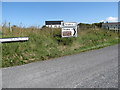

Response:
(8, 22), (12, 32)
(51, 24), (53, 36)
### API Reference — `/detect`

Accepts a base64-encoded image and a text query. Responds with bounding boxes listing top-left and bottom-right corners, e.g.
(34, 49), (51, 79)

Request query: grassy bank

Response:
(2, 27), (120, 67)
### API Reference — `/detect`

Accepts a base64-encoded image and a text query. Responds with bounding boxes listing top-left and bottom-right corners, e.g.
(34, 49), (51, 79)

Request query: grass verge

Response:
(2, 27), (120, 68)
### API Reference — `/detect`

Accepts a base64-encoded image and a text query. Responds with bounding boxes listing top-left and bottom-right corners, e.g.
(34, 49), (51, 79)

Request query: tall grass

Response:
(2, 26), (120, 67)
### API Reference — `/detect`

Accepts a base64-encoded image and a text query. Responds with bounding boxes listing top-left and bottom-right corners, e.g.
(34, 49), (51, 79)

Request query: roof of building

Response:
(45, 20), (63, 25)
(45, 20), (63, 22)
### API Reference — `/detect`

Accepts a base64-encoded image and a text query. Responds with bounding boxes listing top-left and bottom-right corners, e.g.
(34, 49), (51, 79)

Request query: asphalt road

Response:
(2, 44), (118, 88)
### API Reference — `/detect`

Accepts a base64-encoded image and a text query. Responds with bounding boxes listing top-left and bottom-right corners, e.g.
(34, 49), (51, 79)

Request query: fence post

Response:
(9, 22), (12, 32)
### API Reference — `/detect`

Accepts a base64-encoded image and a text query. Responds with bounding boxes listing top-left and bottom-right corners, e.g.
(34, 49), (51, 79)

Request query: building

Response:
(45, 20), (64, 28)
(102, 22), (120, 31)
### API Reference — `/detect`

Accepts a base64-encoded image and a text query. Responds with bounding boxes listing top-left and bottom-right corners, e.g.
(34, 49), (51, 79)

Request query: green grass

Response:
(2, 26), (120, 68)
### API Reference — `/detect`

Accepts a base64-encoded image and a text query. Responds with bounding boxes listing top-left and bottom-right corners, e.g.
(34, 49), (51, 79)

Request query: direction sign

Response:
(62, 28), (74, 37)
(63, 22), (77, 27)
(61, 22), (77, 38)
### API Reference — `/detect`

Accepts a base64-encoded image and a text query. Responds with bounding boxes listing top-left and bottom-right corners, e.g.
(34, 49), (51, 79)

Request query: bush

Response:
(55, 37), (76, 45)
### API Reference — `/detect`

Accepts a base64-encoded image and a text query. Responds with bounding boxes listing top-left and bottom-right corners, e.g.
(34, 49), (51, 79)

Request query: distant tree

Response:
(12, 25), (17, 27)
(78, 23), (92, 30)
(42, 25), (47, 29)
(92, 22), (104, 28)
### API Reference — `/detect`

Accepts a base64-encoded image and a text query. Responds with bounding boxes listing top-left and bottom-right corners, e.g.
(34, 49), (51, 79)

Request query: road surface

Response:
(2, 44), (118, 88)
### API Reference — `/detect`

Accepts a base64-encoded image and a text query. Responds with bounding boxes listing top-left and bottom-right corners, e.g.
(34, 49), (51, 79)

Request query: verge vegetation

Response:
(2, 25), (120, 68)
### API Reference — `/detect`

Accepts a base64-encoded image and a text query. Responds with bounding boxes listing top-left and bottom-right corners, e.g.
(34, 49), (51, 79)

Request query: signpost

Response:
(62, 22), (77, 38)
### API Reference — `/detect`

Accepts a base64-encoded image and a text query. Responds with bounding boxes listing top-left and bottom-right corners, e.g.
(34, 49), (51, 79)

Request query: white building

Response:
(45, 21), (64, 28)
(102, 22), (120, 31)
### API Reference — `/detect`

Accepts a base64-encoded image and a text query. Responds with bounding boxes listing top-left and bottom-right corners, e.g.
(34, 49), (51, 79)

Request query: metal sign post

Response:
(61, 22), (77, 38)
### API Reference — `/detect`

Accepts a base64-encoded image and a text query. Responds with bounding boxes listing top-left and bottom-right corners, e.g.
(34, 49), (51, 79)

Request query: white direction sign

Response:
(62, 22), (77, 38)
(62, 28), (74, 37)
(63, 22), (77, 27)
